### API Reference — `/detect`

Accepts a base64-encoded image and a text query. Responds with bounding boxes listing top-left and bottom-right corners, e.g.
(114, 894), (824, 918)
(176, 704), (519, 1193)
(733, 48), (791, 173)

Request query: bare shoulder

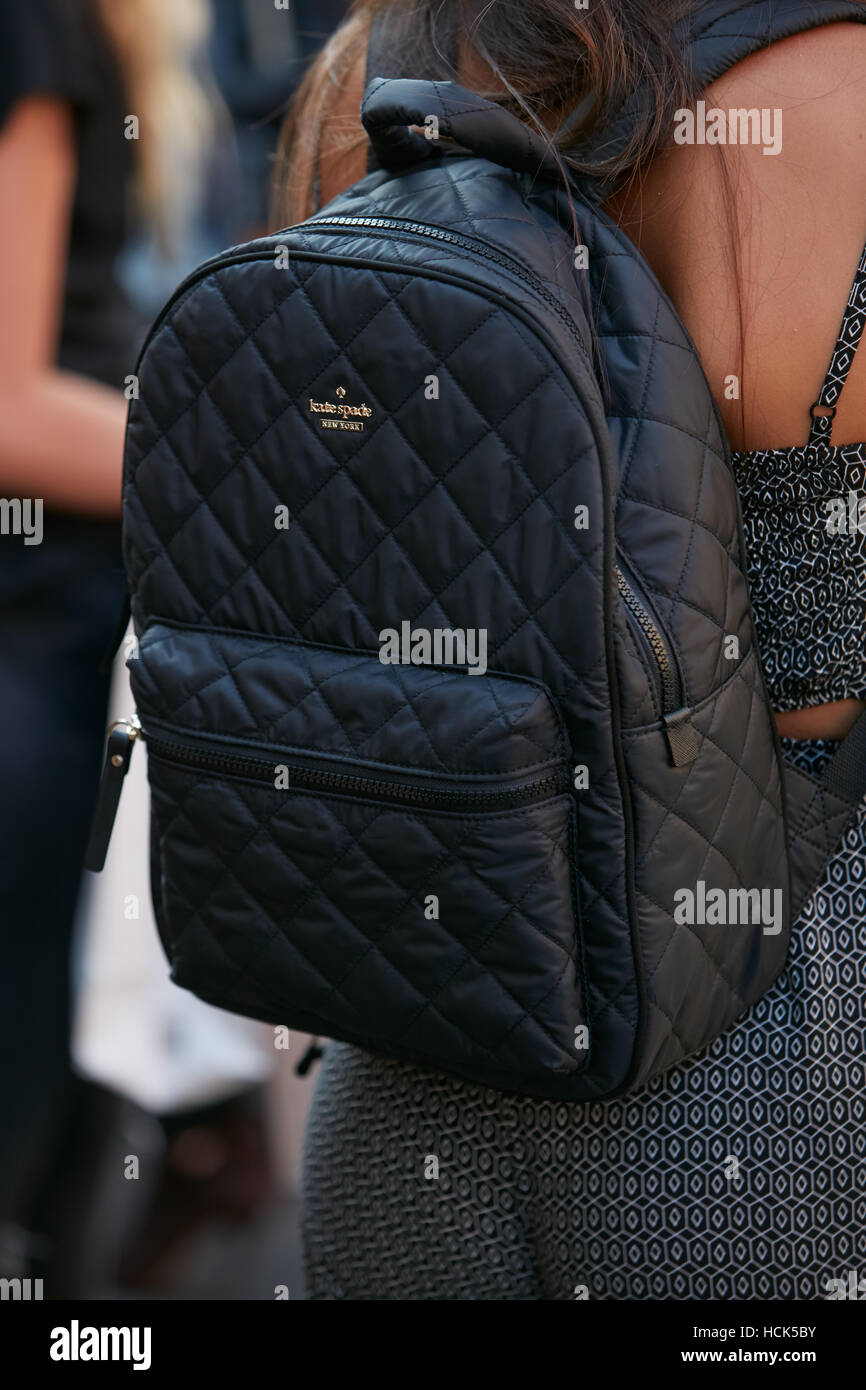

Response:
(709, 16), (866, 98)
(705, 19), (866, 171)
(609, 19), (866, 450)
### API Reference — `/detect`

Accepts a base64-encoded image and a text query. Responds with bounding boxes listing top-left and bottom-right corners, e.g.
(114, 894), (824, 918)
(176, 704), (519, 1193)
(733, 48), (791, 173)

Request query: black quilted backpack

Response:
(88, 0), (866, 1101)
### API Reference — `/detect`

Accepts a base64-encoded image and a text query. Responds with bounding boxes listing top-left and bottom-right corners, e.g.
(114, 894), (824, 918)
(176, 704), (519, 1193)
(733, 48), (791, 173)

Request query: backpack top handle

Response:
(360, 77), (564, 183)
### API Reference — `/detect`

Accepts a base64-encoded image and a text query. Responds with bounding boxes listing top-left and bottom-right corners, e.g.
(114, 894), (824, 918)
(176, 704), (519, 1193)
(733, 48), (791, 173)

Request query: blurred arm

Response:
(0, 96), (127, 516)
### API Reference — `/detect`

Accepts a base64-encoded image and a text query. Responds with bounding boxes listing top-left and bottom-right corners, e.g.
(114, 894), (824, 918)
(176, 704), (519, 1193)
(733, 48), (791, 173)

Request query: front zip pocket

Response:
(144, 728), (570, 812)
(128, 621), (590, 1086)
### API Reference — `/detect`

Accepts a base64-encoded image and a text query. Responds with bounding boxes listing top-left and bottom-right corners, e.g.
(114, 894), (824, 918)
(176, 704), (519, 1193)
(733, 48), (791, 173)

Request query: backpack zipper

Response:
(615, 564), (697, 767)
(135, 215), (593, 387)
(85, 716), (569, 872)
(305, 215), (591, 364)
(144, 728), (571, 812)
(616, 565), (678, 710)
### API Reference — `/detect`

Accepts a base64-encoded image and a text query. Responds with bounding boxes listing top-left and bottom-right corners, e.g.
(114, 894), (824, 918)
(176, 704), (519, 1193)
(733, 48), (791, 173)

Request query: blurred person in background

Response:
(0, 0), (212, 1286)
(208, 0), (351, 242)
(87, 0), (353, 1298)
(0, 0), (354, 1298)
(95, 1), (354, 1295)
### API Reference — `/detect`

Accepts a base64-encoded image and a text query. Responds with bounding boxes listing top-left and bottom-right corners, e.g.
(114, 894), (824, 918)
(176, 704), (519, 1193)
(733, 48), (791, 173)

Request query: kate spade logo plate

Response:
(308, 384), (374, 432)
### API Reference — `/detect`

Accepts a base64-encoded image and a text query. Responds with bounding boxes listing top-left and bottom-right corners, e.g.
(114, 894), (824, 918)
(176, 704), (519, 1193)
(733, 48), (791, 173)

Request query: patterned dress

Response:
(300, 243), (866, 1301)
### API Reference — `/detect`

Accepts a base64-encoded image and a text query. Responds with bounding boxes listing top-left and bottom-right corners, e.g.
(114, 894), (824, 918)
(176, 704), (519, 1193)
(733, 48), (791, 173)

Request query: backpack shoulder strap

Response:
(571, 0), (866, 203)
(822, 708), (866, 807)
(683, 0), (866, 89)
(783, 709), (866, 921)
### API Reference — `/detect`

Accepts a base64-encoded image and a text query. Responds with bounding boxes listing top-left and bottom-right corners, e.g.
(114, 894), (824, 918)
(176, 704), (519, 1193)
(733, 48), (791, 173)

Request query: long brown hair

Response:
(271, 0), (702, 227)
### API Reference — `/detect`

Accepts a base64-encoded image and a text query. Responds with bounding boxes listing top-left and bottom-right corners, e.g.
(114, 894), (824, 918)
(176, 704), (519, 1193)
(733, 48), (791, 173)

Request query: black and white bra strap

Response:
(808, 238), (866, 446)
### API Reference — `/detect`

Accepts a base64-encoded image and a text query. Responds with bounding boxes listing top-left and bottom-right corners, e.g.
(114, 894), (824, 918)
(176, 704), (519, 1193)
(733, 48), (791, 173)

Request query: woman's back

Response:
(274, 3), (866, 1304)
(610, 23), (866, 452)
(610, 21), (866, 739)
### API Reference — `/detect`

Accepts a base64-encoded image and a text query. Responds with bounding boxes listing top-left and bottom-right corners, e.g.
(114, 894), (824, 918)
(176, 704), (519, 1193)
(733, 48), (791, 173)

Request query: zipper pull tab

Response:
(84, 716), (141, 872)
(663, 707), (698, 768)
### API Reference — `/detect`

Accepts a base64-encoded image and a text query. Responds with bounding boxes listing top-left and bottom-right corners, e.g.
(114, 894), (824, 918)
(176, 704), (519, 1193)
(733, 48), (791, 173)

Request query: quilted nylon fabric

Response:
(122, 0), (866, 1098)
(302, 741), (866, 1301)
(132, 622), (589, 1085)
(122, 148), (798, 1100)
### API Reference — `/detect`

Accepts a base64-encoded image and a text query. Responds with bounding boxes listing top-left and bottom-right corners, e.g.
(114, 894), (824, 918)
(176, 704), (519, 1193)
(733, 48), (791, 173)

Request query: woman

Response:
(273, 0), (866, 1299)
(0, 0), (210, 1276)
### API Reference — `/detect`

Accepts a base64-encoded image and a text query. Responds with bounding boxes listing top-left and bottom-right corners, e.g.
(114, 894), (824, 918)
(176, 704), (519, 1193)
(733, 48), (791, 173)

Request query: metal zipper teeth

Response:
(305, 216), (590, 364)
(615, 566), (678, 712)
(145, 733), (569, 812)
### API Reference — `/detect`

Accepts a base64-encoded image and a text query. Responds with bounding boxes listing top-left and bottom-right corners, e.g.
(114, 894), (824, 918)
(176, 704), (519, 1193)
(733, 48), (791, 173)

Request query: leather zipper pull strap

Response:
(664, 707), (699, 768)
(84, 718), (140, 872)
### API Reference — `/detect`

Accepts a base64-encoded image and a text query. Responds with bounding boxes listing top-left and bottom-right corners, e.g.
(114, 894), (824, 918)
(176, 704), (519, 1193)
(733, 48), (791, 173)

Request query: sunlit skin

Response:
(605, 24), (866, 743)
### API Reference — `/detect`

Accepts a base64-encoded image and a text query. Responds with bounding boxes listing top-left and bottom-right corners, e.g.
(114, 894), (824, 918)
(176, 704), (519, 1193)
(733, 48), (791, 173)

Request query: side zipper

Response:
(615, 562), (698, 768)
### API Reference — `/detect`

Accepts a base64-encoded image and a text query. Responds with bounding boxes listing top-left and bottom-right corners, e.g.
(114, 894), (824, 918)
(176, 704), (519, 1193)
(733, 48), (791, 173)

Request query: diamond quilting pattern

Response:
(126, 222), (638, 1097)
(147, 756), (586, 1082)
(302, 780), (865, 1297)
(132, 624), (568, 774)
(124, 156), (799, 1099)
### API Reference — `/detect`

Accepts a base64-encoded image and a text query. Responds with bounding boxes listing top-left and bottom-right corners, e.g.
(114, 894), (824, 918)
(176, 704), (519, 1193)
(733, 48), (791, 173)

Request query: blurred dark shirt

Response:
(0, 0), (143, 388)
